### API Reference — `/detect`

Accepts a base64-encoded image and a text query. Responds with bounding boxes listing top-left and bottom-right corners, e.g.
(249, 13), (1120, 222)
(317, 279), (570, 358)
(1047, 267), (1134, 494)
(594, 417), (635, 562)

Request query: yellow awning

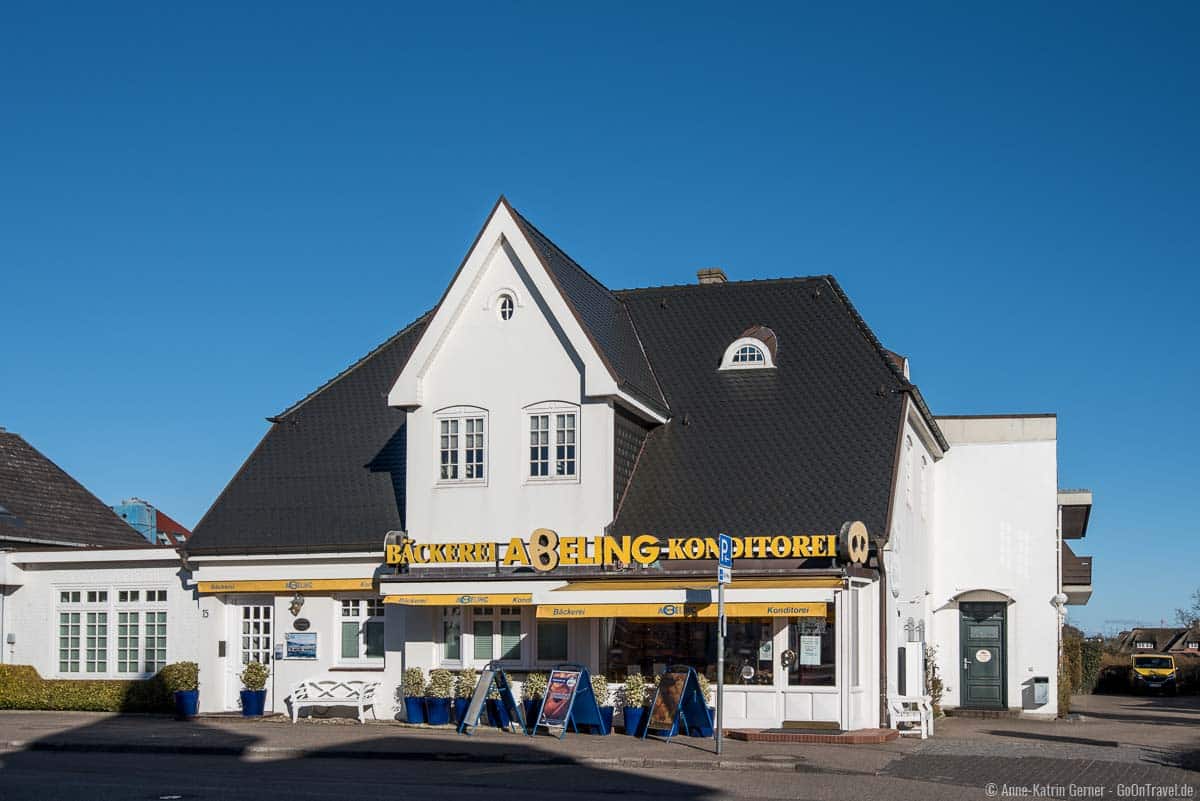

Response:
(384, 593), (534, 606)
(536, 601), (827, 619)
(197, 578), (374, 594)
(551, 577), (843, 592)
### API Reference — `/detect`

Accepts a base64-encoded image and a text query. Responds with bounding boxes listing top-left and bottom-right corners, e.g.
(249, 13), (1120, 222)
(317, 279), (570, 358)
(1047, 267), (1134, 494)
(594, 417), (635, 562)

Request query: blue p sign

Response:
(718, 533), (732, 584)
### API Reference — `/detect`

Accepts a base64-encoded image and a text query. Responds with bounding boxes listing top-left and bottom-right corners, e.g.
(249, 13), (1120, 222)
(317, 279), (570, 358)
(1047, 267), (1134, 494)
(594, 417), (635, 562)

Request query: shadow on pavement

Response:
(983, 729), (1119, 748)
(0, 714), (725, 801)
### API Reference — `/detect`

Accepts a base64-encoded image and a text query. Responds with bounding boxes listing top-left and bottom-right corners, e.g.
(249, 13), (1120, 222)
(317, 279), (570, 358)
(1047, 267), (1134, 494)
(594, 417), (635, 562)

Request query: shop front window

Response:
(598, 618), (774, 685)
(786, 608), (836, 686)
(536, 621), (568, 662)
(470, 607), (523, 664)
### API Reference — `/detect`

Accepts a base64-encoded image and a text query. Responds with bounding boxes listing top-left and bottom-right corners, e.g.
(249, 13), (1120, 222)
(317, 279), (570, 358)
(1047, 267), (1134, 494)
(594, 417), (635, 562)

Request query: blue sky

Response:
(1, 2), (1196, 634)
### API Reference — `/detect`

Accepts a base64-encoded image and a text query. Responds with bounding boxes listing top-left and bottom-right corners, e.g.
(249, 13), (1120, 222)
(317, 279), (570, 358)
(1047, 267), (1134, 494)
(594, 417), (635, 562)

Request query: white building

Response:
(172, 198), (1094, 726)
(0, 430), (200, 682)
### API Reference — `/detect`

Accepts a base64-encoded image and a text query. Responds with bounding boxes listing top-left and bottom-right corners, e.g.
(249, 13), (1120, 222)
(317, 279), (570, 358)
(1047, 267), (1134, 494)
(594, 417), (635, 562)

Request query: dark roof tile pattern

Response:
(0, 432), (147, 548)
(611, 277), (906, 540)
(186, 315), (430, 554)
(511, 209), (668, 415)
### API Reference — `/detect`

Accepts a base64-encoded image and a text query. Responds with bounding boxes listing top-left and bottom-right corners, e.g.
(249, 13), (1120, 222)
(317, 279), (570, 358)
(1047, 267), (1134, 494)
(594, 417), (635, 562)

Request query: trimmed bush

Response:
(454, 669), (478, 699)
(522, 672), (548, 701)
(0, 664), (171, 712)
(591, 673), (610, 706)
(425, 668), (454, 698)
(402, 667), (425, 698)
(240, 662), (269, 692)
(159, 662), (198, 693)
(1058, 651), (1073, 716)
(620, 673), (648, 707)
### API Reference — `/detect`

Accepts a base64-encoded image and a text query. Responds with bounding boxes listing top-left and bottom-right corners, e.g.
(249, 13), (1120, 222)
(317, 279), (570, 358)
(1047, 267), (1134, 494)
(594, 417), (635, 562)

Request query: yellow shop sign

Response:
(385, 529), (842, 573)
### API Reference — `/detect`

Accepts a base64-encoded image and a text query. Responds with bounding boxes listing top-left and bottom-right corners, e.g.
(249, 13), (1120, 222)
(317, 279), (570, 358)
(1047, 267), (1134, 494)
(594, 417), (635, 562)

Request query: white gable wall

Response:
(406, 238), (615, 543)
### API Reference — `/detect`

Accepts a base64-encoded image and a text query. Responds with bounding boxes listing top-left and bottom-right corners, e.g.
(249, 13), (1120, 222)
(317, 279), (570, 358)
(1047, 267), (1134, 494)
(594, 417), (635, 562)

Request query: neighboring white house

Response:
(0, 429), (201, 681)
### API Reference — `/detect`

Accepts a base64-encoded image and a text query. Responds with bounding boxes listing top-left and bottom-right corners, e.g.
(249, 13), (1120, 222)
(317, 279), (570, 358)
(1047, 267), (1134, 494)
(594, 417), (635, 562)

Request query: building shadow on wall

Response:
(368, 423), (407, 530)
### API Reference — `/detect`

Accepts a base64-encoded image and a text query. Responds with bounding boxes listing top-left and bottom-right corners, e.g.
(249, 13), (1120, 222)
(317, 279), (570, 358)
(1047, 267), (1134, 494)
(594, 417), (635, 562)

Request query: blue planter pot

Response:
(174, 690), (199, 720)
(404, 696), (426, 724)
(523, 699), (540, 729)
(622, 706), (644, 736)
(425, 697), (451, 725)
(486, 698), (511, 729)
(453, 698), (470, 724)
(240, 689), (267, 717)
(599, 706), (614, 735)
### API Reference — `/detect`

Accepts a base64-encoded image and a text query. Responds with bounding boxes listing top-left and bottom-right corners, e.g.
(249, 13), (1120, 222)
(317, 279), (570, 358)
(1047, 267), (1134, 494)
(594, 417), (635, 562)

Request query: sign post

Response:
(716, 532), (732, 756)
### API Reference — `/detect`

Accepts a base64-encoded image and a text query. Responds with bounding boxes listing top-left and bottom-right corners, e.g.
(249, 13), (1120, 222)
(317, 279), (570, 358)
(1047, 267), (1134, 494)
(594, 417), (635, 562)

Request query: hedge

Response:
(0, 665), (173, 712)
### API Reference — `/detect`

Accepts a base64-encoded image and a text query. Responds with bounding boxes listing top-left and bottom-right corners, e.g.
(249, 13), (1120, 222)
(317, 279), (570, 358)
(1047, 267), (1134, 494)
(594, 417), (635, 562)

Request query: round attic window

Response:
(498, 293), (515, 321)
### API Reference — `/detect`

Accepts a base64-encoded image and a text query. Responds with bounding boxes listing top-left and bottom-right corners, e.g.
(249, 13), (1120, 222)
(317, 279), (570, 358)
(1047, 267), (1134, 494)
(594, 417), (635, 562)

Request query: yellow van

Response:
(1129, 654), (1178, 695)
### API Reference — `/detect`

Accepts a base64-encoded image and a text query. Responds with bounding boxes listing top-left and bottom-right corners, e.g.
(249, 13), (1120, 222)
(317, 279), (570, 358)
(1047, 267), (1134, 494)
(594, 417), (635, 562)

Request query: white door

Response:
(228, 599), (273, 710)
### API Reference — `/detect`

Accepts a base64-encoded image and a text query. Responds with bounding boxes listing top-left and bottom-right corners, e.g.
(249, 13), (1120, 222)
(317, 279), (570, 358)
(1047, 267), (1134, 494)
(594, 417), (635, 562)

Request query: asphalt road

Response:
(0, 750), (990, 801)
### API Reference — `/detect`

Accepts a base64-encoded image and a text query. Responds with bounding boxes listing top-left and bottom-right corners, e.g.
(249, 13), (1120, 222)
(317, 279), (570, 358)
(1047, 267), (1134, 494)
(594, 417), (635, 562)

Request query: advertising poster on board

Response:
(539, 669), (581, 728)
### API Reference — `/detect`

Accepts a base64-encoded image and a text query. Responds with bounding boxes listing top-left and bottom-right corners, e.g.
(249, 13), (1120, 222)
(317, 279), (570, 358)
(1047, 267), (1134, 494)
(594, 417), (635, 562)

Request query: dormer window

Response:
(1135, 641), (1154, 650)
(720, 325), (778, 371)
(732, 345), (765, 365)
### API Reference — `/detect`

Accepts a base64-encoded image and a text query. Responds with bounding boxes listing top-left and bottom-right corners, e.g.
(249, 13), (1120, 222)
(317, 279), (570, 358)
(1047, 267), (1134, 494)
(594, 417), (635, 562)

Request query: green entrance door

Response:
(959, 602), (1006, 709)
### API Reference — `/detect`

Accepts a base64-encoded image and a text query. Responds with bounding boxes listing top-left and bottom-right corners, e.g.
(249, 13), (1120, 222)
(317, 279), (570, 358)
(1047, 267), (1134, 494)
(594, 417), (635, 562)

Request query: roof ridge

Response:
(613, 275), (826, 295)
(508, 207), (618, 298)
(273, 310), (434, 420)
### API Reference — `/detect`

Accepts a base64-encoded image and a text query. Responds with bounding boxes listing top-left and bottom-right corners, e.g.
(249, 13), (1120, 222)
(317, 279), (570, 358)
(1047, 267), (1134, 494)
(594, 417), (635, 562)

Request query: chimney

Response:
(696, 267), (727, 285)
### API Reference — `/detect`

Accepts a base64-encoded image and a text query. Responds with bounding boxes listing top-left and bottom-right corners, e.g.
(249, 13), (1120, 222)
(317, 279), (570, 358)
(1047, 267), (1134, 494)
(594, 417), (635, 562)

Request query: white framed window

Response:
(470, 606), (523, 664)
(435, 407), (488, 485)
(498, 293), (515, 321)
(526, 403), (579, 481)
(339, 598), (385, 664)
(719, 337), (776, 370)
(57, 586), (168, 677)
(1135, 641), (1154, 650)
(1188, 641), (1199, 650)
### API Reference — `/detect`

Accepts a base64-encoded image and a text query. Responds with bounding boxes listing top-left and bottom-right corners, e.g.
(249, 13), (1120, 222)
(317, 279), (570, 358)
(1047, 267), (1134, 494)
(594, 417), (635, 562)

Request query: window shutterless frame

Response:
(524, 402), (580, 483)
(434, 406), (489, 486)
(55, 585), (169, 678)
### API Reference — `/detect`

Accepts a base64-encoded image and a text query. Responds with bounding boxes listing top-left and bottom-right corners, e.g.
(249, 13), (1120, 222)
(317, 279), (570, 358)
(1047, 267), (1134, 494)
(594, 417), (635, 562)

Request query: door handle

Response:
(963, 658), (971, 669)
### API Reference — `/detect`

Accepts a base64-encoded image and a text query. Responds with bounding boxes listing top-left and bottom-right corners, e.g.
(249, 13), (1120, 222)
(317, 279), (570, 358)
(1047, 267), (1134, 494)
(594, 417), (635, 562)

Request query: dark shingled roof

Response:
(511, 208), (668, 416)
(0, 431), (148, 548)
(610, 277), (907, 541)
(187, 204), (941, 555)
(186, 315), (430, 554)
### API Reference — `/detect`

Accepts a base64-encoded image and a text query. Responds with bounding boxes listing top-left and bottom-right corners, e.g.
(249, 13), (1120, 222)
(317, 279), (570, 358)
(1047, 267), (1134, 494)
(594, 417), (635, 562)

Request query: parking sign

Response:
(718, 532), (732, 584)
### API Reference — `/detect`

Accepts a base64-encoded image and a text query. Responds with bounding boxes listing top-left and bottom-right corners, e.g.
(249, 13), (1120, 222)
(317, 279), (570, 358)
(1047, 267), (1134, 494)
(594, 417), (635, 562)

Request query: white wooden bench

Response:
(888, 694), (934, 739)
(289, 677), (381, 724)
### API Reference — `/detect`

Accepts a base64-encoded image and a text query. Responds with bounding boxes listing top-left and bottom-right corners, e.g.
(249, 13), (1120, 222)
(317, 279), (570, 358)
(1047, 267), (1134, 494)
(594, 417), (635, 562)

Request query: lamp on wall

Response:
(289, 594), (305, 616)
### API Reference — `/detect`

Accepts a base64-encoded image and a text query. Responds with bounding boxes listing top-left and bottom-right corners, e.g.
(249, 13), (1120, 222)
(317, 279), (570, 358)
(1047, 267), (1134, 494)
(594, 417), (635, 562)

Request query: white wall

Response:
(190, 555), (392, 715)
(884, 410), (939, 705)
(930, 417), (1060, 716)
(0, 550), (200, 680)
(405, 240), (615, 544)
